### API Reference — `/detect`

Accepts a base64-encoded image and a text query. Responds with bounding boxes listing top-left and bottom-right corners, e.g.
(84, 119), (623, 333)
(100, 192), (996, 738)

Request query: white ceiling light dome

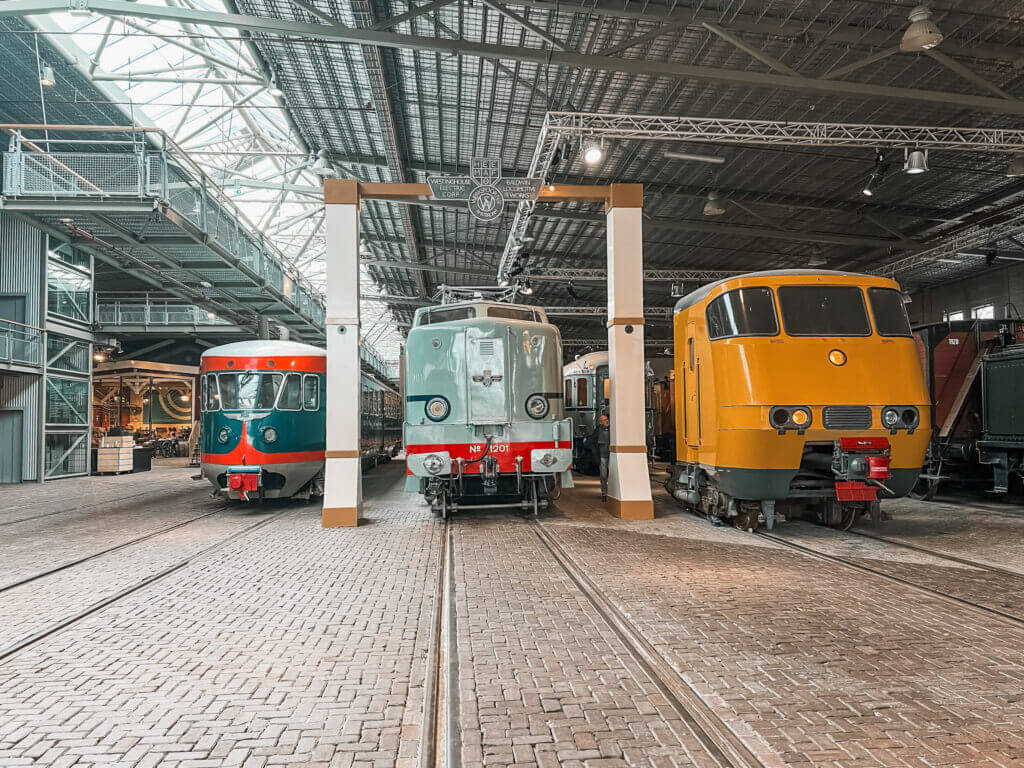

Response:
(900, 6), (943, 52)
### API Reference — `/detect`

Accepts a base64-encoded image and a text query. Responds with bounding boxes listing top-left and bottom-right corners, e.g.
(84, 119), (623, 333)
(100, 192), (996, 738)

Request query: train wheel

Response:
(440, 492), (449, 520)
(910, 476), (941, 501)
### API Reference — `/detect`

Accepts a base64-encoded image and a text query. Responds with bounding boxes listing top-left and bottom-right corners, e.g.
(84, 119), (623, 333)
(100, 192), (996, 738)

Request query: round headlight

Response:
(791, 408), (810, 427)
(882, 408), (900, 428)
(526, 394), (549, 419)
(217, 427), (231, 444)
(425, 397), (449, 422)
(423, 454), (444, 475)
(902, 407), (919, 427)
(828, 349), (847, 366)
(770, 407), (790, 428)
(263, 427), (278, 443)
(538, 452), (558, 467)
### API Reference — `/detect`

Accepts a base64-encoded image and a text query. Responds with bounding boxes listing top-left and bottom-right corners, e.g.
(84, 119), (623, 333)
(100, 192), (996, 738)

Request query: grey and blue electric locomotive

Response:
(403, 300), (574, 516)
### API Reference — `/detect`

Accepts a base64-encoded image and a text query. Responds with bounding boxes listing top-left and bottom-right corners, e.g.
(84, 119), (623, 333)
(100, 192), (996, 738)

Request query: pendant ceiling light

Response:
(900, 6), (943, 52)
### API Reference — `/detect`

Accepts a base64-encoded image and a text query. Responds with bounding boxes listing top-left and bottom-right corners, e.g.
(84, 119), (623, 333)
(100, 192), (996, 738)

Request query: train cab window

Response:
(202, 374), (219, 411)
(278, 373), (302, 410)
(778, 285), (871, 336)
(303, 375), (319, 410)
(488, 306), (537, 321)
(705, 287), (779, 340)
(217, 373), (238, 409)
(564, 379), (574, 407)
(577, 377), (589, 407)
(868, 288), (912, 337)
(255, 374), (282, 409)
(420, 306), (475, 325)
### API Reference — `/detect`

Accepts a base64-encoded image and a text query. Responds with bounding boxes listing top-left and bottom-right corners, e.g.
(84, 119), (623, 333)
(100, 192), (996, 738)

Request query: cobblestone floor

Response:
(2, 464), (1024, 767)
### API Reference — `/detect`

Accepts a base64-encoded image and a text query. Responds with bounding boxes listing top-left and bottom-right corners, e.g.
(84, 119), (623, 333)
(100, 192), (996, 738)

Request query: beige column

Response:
(605, 184), (654, 519)
(322, 179), (362, 527)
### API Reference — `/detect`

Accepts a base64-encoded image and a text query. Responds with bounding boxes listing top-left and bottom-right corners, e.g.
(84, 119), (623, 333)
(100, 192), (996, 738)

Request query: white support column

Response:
(322, 180), (362, 527)
(605, 184), (654, 519)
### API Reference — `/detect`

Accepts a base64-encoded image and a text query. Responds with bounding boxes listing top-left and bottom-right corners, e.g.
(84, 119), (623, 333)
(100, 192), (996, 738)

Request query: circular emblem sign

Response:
(467, 184), (504, 221)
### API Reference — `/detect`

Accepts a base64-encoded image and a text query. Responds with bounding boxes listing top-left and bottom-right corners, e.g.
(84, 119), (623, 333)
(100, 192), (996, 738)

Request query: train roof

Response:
(673, 269), (896, 313)
(200, 340), (326, 358)
(412, 300), (549, 325)
(563, 350), (608, 375)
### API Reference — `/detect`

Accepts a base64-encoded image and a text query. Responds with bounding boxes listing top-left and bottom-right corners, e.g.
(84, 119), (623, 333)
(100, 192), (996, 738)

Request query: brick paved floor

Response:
(547, 488), (1024, 768)
(4, 463), (1024, 767)
(0, 467), (442, 768)
(452, 516), (720, 768)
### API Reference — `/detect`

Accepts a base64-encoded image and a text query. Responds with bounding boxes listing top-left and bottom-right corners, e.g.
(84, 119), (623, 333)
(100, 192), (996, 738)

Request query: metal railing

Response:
(2, 125), (325, 330)
(0, 317), (42, 368)
(96, 299), (232, 327)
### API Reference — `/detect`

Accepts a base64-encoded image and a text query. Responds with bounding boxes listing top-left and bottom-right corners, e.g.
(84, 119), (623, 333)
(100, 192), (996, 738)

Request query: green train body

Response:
(403, 300), (574, 515)
(200, 341), (400, 501)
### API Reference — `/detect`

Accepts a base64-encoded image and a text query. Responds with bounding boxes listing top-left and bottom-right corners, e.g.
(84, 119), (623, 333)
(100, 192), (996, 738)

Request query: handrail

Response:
(0, 316), (44, 333)
(2, 123), (325, 315)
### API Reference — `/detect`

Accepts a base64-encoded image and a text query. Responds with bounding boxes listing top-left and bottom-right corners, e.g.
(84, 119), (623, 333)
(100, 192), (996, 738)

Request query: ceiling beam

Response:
(12, 0), (1024, 116)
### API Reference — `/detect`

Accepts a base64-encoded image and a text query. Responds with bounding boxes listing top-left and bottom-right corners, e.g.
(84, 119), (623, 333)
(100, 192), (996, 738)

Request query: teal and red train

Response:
(200, 340), (400, 501)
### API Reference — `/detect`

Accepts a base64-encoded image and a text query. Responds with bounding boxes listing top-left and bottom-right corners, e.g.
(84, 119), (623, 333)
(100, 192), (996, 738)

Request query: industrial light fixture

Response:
(582, 140), (604, 166)
(39, 63), (55, 87)
(903, 147), (929, 174)
(268, 74), (283, 97)
(199, 280), (213, 288)
(862, 151), (888, 196)
(665, 151), (726, 165)
(93, 351), (105, 362)
(808, 247), (827, 267)
(1006, 155), (1024, 177)
(702, 191), (726, 216)
(518, 279), (534, 296)
(310, 149), (334, 177)
(900, 5), (943, 52)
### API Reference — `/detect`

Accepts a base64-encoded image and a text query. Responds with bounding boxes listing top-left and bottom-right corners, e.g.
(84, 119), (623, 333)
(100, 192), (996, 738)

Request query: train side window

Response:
(488, 306), (536, 321)
(867, 288), (912, 337)
(577, 377), (589, 407)
(217, 374), (238, 409)
(705, 287), (778, 340)
(564, 378), (573, 407)
(278, 373), (302, 410)
(302, 375), (319, 410)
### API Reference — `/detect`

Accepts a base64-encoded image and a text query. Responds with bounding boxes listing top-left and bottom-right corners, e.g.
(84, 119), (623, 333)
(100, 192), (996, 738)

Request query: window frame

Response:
(867, 287), (913, 338)
(419, 306), (476, 325)
(944, 310), (965, 322)
(302, 374), (320, 411)
(277, 372), (303, 411)
(971, 304), (995, 320)
(705, 286), (780, 341)
(564, 378), (574, 408)
(487, 306), (537, 322)
(777, 284), (873, 337)
(576, 377), (589, 408)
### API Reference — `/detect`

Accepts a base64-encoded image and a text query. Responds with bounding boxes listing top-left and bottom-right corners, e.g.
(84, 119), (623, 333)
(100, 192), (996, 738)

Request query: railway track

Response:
(848, 527), (1024, 579)
(0, 505), (230, 593)
(530, 519), (767, 768)
(756, 529), (1024, 628)
(419, 518), (457, 768)
(0, 487), (194, 528)
(0, 508), (292, 663)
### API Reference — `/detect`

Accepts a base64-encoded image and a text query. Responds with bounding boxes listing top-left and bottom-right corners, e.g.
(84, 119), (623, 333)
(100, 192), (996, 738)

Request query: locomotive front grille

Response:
(822, 406), (872, 430)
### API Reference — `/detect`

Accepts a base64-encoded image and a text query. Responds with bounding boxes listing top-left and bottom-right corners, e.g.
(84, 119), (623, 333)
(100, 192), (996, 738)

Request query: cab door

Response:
(684, 322), (701, 448)
(466, 328), (509, 424)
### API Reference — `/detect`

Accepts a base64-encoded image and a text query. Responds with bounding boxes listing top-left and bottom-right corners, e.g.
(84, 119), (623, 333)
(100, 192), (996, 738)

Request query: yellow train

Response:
(665, 270), (931, 530)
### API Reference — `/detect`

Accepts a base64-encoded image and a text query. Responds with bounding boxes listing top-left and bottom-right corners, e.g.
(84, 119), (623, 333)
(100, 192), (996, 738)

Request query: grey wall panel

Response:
(0, 212), (43, 326)
(0, 372), (39, 481)
(910, 261), (1024, 324)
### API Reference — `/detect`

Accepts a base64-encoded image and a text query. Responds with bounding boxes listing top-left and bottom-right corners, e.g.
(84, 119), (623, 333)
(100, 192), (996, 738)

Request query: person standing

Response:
(594, 412), (611, 502)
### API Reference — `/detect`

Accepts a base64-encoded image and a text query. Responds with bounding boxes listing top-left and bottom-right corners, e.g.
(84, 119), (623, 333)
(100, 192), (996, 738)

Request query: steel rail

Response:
(531, 519), (767, 768)
(755, 530), (1024, 629)
(0, 506), (230, 594)
(0, 507), (293, 663)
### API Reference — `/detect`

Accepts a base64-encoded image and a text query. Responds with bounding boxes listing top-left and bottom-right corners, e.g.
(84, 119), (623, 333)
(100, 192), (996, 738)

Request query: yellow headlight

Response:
(828, 349), (847, 366)
(791, 409), (809, 426)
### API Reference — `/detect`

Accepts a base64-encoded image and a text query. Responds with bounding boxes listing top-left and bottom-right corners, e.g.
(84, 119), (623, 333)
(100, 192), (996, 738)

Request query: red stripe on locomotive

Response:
(405, 441), (564, 474)
(200, 355), (326, 373)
